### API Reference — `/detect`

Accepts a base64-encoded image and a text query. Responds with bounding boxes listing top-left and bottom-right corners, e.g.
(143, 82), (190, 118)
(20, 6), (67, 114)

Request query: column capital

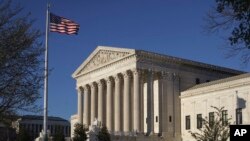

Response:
(76, 87), (82, 94)
(114, 74), (122, 81)
(83, 85), (89, 90)
(132, 68), (142, 76)
(105, 77), (112, 84)
(97, 80), (104, 87)
(161, 71), (168, 79)
(90, 82), (97, 88)
(122, 71), (132, 78)
(147, 69), (156, 76)
(173, 73), (180, 79)
(160, 72), (175, 81)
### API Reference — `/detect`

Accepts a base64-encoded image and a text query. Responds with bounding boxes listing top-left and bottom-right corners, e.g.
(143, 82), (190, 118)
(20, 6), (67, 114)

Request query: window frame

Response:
(197, 114), (202, 129)
(236, 108), (242, 125)
(222, 110), (228, 126)
(209, 112), (214, 127)
(185, 115), (191, 130)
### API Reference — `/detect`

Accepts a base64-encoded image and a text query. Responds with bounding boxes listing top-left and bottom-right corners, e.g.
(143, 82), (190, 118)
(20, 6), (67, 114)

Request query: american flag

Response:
(50, 13), (80, 35)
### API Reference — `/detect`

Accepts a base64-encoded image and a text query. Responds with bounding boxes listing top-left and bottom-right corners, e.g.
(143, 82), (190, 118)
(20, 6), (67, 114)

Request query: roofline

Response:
(181, 73), (250, 98)
(72, 46), (136, 78)
(72, 46), (244, 79)
(136, 50), (244, 75)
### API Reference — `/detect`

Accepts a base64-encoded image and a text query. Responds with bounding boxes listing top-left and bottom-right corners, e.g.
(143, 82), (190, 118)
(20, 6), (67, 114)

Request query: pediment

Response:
(73, 46), (135, 77)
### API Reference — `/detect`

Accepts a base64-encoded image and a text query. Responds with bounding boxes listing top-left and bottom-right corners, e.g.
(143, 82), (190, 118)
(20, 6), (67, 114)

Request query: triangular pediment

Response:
(73, 46), (135, 78)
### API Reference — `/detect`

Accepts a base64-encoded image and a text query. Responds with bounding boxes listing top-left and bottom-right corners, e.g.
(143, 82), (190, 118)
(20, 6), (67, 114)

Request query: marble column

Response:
(91, 83), (97, 123)
(166, 72), (174, 134)
(106, 77), (113, 131)
(147, 70), (154, 134)
(77, 88), (83, 124)
(98, 80), (104, 125)
(173, 74), (181, 136)
(161, 72), (168, 134)
(133, 69), (140, 132)
(123, 72), (130, 133)
(114, 75), (121, 132)
(83, 86), (90, 126)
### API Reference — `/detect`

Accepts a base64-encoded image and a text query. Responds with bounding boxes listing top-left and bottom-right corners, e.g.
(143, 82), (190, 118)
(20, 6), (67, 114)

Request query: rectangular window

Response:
(197, 114), (202, 129)
(236, 108), (242, 125)
(39, 124), (42, 132)
(156, 116), (158, 122)
(196, 78), (200, 84)
(222, 110), (228, 126)
(186, 115), (190, 130)
(209, 112), (214, 127)
(169, 116), (172, 122)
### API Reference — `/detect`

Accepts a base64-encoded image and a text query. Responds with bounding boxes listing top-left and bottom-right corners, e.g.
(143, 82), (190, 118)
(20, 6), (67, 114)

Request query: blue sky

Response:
(16, 0), (249, 120)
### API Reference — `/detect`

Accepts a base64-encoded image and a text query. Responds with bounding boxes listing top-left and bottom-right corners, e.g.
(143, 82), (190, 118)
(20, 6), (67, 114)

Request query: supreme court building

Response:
(70, 46), (242, 141)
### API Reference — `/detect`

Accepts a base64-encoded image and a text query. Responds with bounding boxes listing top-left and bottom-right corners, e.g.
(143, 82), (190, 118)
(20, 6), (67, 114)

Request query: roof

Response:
(21, 115), (69, 122)
(187, 73), (250, 90)
(73, 46), (244, 78)
(181, 73), (250, 98)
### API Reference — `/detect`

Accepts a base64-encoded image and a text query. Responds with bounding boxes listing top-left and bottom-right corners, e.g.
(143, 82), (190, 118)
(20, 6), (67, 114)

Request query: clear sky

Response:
(15, 0), (249, 120)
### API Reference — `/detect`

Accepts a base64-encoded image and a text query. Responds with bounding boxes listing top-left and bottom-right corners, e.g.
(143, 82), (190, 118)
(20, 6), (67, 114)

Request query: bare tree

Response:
(0, 0), (43, 123)
(206, 0), (250, 64)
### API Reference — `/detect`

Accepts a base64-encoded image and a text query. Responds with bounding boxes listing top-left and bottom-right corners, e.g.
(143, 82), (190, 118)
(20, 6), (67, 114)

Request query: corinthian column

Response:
(123, 71), (130, 133)
(147, 70), (154, 134)
(77, 88), (83, 124)
(83, 86), (90, 126)
(114, 75), (121, 133)
(133, 69), (140, 132)
(91, 83), (97, 123)
(97, 80), (104, 125)
(106, 77), (113, 131)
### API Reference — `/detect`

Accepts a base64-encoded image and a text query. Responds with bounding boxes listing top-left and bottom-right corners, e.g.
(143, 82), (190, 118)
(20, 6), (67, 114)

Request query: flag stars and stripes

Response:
(50, 13), (80, 35)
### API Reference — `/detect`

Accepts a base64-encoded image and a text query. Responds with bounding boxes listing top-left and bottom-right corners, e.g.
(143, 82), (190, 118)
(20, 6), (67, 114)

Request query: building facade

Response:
(180, 73), (250, 141)
(71, 46), (242, 141)
(12, 115), (70, 140)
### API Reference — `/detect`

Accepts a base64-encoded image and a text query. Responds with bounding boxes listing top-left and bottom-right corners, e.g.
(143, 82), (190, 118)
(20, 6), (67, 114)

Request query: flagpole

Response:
(44, 2), (50, 140)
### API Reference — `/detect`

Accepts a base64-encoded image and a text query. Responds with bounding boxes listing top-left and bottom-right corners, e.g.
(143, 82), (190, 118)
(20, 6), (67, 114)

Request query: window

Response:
(186, 115), (190, 130)
(39, 124), (42, 132)
(236, 108), (242, 125)
(156, 116), (158, 122)
(197, 114), (202, 129)
(51, 125), (54, 134)
(196, 78), (200, 84)
(209, 112), (214, 127)
(36, 124), (38, 133)
(169, 116), (172, 122)
(222, 110), (228, 126)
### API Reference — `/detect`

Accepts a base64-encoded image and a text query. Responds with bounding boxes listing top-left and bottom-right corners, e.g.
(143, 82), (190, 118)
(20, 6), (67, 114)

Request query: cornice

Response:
(73, 46), (244, 81)
(136, 50), (243, 75)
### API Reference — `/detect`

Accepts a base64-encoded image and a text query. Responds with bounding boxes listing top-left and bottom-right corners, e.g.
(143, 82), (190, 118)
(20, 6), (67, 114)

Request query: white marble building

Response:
(180, 73), (250, 141)
(71, 46), (242, 141)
